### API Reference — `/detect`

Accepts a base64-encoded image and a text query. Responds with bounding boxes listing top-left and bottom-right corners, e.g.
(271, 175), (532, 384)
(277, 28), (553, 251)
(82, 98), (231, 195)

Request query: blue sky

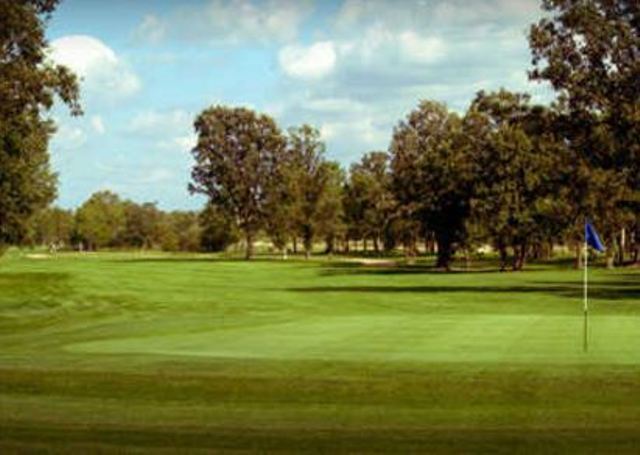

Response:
(47, 0), (552, 210)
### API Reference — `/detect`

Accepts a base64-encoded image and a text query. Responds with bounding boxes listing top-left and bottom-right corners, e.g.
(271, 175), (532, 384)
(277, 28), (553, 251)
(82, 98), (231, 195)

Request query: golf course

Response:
(1, 251), (639, 452)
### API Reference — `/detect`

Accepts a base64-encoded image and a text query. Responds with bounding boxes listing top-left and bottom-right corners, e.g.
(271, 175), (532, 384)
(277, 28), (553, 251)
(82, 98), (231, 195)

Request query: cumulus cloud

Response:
(279, 41), (337, 79)
(271, 0), (550, 162)
(49, 35), (141, 101)
(134, 0), (313, 44)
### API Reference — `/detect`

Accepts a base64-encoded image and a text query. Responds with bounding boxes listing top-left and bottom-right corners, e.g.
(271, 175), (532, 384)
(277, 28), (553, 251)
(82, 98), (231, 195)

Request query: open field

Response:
(1, 251), (640, 452)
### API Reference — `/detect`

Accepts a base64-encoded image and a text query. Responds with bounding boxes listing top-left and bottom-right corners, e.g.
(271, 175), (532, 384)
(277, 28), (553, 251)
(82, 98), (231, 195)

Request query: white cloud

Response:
(128, 109), (196, 153)
(54, 123), (87, 150)
(398, 31), (446, 64)
(49, 35), (141, 100)
(279, 41), (337, 79)
(336, 0), (541, 30)
(157, 133), (197, 152)
(135, 14), (166, 44)
(129, 109), (191, 134)
(91, 115), (106, 134)
(135, 0), (313, 44)
(141, 168), (174, 184)
(320, 117), (385, 145)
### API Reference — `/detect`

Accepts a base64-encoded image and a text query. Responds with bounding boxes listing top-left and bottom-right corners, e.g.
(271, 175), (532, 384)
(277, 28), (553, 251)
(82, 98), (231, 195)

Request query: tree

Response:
(0, 0), (81, 254)
(75, 191), (125, 250)
(389, 101), (473, 270)
(200, 203), (239, 252)
(286, 125), (331, 259)
(314, 161), (345, 255)
(119, 201), (162, 249)
(346, 151), (394, 254)
(164, 211), (201, 252)
(466, 90), (568, 271)
(529, 0), (640, 265)
(27, 206), (73, 247)
(189, 106), (286, 259)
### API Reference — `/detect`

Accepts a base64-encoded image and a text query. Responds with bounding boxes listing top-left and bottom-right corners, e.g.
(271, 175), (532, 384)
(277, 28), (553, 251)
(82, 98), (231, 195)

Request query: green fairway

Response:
(1, 252), (640, 452)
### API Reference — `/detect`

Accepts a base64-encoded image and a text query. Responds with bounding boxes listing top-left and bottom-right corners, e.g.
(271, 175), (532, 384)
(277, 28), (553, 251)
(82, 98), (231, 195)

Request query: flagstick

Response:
(583, 240), (589, 352)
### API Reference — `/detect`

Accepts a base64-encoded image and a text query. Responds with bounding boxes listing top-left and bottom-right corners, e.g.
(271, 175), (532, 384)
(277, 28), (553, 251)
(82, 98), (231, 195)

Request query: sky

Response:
(46, 0), (553, 210)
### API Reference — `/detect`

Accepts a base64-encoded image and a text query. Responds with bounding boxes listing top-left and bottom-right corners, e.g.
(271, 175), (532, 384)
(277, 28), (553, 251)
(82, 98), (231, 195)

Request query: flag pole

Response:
(583, 229), (589, 352)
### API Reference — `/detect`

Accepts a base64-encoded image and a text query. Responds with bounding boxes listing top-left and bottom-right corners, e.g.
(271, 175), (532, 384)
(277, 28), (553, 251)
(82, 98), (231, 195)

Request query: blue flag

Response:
(585, 221), (605, 252)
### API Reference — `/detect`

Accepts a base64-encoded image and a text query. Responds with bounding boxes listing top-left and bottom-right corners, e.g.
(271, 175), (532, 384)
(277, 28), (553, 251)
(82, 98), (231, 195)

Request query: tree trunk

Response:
(373, 236), (380, 254)
(606, 235), (615, 269)
(435, 231), (453, 271)
(292, 237), (298, 254)
(245, 231), (254, 260)
(617, 228), (626, 265)
(512, 243), (527, 271)
(498, 240), (508, 272)
(574, 242), (581, 269)
(325, 235), (334, 255)
(303, 230), (312, 260)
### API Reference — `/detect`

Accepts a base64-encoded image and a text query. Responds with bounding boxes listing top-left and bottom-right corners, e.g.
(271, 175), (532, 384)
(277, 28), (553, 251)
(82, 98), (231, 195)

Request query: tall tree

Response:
(529, 0), (640, 264)
(314, 161), (345, 255)
(189, 106), (286, 259)
(389, 101), (472, 270)
(347, 151), (394, 253)
(286, 125), (330, 259)
(0, 0), (81, 254)
(467, 90), (567, 271)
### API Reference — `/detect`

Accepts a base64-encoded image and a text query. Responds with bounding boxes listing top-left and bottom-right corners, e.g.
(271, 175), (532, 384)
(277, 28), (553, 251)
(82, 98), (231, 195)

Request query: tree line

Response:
(2, 1), (639, 270)
(185, 0), (639, 270)
(24, 192), (239, 253)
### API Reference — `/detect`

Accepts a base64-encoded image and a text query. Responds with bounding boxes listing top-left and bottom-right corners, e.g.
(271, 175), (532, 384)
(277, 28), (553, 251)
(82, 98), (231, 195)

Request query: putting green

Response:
(68, 313), (640, 364)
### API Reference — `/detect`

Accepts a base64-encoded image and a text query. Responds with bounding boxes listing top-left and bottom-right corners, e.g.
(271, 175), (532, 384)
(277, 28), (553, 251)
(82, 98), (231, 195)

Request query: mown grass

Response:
(1, 250), (639, 452)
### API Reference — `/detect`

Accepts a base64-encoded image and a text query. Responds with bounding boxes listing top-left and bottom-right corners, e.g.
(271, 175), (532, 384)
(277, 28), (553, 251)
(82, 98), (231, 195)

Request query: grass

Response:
(1, 250), (640, 452)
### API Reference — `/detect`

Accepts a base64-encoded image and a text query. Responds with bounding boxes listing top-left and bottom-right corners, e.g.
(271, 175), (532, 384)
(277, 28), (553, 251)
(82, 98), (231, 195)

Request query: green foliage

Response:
(161, 211), (201, 252)
(0, 0), (80, 252)
(390, 101), (473, 269)
(529, 0), (639, 263)
(313, 160), (345, 254)
(119, 202), (162, 249)
(284, 125), (339, 258)
(190, 106), (287, 259)
(467, 90), (568, 270)
(345, 151), (394, 253)
(200, 203), (239, 252)
(75, 191), (125, 250)
(25, 206), (74, 247)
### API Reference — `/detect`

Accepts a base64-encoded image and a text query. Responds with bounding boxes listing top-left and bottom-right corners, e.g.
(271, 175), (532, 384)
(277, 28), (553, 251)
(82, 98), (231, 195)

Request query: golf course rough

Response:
(1, 251), (640, 452)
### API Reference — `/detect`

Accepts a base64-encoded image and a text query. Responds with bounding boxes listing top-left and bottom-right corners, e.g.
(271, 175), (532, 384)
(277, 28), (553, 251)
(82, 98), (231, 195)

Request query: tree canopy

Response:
(0, 0), (81, 253)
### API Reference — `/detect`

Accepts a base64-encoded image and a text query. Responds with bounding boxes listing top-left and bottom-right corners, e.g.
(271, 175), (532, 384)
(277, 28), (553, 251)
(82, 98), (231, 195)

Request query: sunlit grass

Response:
(1, 251), (639, 451)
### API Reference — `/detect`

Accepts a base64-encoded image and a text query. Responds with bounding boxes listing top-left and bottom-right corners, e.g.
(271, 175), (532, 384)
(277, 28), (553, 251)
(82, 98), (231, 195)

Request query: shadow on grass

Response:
(107, 256), (316, 265)
(286, 280), (640, 301)
(318, 261), (500, 276)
